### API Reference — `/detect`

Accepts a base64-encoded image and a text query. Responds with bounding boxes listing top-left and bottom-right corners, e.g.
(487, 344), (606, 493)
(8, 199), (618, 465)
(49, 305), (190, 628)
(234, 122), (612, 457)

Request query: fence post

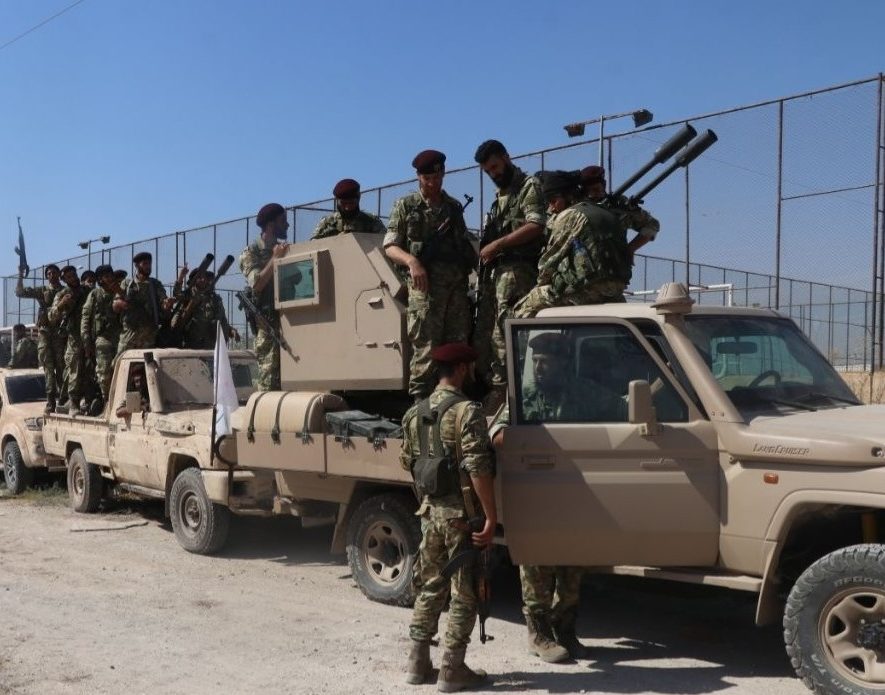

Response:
(874, 74), (885, 370)
(775, 100), (785, 310)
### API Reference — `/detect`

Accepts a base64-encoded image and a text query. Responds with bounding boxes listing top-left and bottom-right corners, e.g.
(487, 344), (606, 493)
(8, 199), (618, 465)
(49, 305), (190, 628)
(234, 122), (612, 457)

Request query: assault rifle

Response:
(157, 253), (214, 347)
(441, 516), (494, 644)
(172, 254), (234, 331)
(14, 217), (28, 277)
(417, 194), (475, 267)
(236, 288), (294, 358)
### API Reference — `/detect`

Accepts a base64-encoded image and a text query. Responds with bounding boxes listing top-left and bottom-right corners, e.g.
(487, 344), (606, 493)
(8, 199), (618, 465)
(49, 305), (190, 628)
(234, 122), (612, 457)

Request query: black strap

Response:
(247, 391), (272, 443)
(416, 394), (469, 460)
(271, 391), (293, 444)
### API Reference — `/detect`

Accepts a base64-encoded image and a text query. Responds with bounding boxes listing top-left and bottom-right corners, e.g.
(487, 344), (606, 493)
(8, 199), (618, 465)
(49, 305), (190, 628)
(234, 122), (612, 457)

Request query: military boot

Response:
(553, 611), (588, 659)
(44, 397), (56, 415)
(405, 640), (432, 685)
(526, 615), (569, 663)
(437, 646), (488, 693)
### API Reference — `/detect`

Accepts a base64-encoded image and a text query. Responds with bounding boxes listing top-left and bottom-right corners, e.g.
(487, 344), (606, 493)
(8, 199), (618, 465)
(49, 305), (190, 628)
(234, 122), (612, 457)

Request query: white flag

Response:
(213, 321), (239, 438)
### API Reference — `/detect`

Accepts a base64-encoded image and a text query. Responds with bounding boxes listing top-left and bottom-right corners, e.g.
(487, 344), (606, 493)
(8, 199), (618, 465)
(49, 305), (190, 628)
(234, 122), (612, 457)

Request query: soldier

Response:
(178, 268), (239, 350)
(81, 265), (124, 412)
(580, 165), (660, 261)
(401, 342), (497, 692)
(80, 269), (97, 291)
(472, 140), (546, 407)
(514, 170), (629, 319)
(15, 264), (66, 412)
(384, 150), (477, 400)
(311, 178), (385, 239)
(239, 202), (289, 390)
(49, 265), (89, 415)
(9, 324), (38, 369)
(113, 251), (174, 354)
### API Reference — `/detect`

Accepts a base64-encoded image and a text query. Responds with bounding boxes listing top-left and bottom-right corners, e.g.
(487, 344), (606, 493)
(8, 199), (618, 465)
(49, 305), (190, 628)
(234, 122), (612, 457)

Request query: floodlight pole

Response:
(77, 235), (111, 269)
(563, 109), (654, 185)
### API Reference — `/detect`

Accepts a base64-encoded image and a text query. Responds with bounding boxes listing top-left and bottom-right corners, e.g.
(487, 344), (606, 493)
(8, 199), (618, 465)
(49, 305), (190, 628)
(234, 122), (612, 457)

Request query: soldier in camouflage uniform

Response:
(400, 342), (497, 692)
(113, 252), (175, 355)
(239, 202), (290, 391)
(514, 171), (629, 319)
(384, 150), (477, 400)
(49, 266), (90, 415)
(177, 269), (239, 349)
(312, 179), (385, 239)
(580, 165), (660, 263)
(471, 140), (546, 409)
(15, 264), (66, 412)
(81, 265), (125, 409)
(9, 324), (38, 369)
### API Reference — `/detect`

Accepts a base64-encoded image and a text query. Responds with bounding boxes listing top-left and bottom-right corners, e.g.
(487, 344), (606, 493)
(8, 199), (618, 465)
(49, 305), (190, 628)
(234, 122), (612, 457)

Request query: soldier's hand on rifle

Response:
(471, 517), (495, 548)
(162, 297), (175, 311)
(18, 267), (27, 279)
(272, 242), (289, 258)
(113, 297), (128, 313)
(479, 239), (503, 265)
(407, 257), (429, 292)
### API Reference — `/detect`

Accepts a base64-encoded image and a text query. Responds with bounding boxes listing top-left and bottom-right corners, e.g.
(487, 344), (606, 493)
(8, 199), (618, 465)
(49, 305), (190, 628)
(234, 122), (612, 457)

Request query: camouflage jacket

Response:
(9, 337), (38, 368)
(238, 238), (275, 316)
(401, 385), (494, 515)
(597, 195), (660, 240)
(81, 286), (121, 345)
(181, 290), (232, 349)
(48, 285), (89, 344)
(537, 201), (629, 290)
(490, 380), (627, 432)
(117, 276), (168, 333)
(312, 210), (385, 239)
(482, 167), (546, 264)
(15, 282), (64, 332)
(383, 191), (476, 273)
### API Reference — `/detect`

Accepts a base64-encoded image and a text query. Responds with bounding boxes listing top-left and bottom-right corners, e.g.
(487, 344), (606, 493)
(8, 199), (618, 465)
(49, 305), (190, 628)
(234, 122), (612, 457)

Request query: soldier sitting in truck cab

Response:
(115, 363), (150, 420)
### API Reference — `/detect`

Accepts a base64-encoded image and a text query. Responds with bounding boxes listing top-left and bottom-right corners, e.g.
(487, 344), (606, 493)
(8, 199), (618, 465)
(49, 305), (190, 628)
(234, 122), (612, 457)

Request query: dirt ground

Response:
(0, 490), (807, 695)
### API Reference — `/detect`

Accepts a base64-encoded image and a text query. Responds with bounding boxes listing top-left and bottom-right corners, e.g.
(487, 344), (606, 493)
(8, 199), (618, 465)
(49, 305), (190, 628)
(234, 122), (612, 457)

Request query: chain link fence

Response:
(5, 75), (884, 370)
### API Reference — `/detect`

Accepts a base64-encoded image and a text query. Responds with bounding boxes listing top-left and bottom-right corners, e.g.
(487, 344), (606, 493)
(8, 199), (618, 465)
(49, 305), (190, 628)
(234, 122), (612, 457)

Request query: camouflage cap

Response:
(412, 149), (446, 175)
(430, 342), (478, 365)
(528, 332), (571, 357)
(332, 178), (360, 200)
(256, 202), (286, 229)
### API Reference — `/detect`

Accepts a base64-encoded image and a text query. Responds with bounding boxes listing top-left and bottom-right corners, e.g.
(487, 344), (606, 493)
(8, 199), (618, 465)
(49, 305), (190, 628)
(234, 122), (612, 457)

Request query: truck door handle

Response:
(640, 458), (679, 470)
(523, 455), (555, 470)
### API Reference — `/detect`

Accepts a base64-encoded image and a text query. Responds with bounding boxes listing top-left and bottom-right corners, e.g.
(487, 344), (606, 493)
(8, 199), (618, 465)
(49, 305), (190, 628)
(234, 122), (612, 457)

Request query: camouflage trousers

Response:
(472, 261), (536, 390)
(407, 268), (470, 399)
(513, 280), (626, 319)
(117, 326), (157, 355)
(63, 340), (87, 407)
(410, 506), (477, 649)
(254, 326), (280, 391)
(37, 331), (67, 400)
(520, 565), (584, 624)
(95, 337), (118, 403)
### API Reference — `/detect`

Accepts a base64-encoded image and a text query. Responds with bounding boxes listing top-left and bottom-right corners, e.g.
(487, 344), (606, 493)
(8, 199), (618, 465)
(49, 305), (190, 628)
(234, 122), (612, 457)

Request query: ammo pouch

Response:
(411, 394), (468, 498)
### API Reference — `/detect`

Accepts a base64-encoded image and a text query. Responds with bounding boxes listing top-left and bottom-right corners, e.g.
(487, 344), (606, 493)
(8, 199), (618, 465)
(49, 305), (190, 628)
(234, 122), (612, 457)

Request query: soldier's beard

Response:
(337, 204), (359, 220)
(492, 165), (516, 189)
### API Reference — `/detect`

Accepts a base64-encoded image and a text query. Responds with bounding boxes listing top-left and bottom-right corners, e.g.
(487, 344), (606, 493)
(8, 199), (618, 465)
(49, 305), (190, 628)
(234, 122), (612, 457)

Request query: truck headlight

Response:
(24, 417), (42, 431)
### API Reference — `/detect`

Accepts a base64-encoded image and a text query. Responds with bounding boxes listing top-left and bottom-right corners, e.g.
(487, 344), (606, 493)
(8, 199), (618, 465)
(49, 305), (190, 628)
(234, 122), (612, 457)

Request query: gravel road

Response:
(0, 491), (808, 695)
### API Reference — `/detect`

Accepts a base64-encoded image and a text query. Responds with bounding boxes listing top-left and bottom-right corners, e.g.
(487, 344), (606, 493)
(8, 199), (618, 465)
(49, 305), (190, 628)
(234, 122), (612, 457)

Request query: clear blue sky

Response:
(1, 0), (884, 277)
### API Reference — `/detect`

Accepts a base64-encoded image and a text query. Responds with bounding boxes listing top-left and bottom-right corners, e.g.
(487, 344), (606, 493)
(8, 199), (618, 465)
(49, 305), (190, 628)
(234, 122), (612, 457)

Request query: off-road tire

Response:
(784, 544), (885, 695)
(169, 468), (230, 555)
(346, 493), (420, 607)
(67, 448), (103, 513)
(3, 440), (31, 494)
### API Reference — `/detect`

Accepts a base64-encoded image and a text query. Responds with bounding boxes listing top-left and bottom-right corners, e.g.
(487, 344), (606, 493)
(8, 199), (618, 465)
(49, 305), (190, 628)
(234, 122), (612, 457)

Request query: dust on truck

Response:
(237, 230), (885, 695)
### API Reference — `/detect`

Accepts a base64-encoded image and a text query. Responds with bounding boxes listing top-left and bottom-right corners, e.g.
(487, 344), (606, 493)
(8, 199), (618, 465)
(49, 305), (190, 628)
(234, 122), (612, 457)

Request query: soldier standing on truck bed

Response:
(9, 324), (38, 369)
(49, 265), (90, 415)
(400, 342), (497, 692)
(15, 264), (66, 412)
(384, 150), (477, 401)
(311, 178), (385, 239)
(177, 268), (239, 350)
(471, 140), (546, 410)
(239, 202), (289, 391)
(81, 265), (125, 413)
(580, 165), (660, 264)
(113, 252), (174, 354)
(514, 170), (629, 319)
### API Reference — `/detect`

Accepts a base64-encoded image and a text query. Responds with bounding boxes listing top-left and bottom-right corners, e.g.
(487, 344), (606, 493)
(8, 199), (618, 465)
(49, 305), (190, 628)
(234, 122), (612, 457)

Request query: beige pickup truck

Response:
(0, 367), (57, 493)
(41, 349), (276, 553)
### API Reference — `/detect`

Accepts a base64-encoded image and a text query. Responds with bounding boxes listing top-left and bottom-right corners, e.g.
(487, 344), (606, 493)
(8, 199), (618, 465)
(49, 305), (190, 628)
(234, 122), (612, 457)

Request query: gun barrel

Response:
(611, 124), (697, 197)
(629, 129), (718, 202)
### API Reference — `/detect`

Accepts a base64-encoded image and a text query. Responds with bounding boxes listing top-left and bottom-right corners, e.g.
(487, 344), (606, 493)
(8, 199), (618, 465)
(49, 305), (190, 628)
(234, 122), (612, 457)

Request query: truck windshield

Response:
(5, 373), (46, 404)
(683, 315), (860, 416)
(157, 357), (257, 406)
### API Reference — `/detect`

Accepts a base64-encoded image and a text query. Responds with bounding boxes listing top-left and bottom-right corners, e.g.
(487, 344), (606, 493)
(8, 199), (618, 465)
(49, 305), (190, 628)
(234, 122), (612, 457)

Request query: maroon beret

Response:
(528, 332), (571, 357)
(430, 342), (478, 365)
(412, 149), (446, 175)
(256, 202), (286, 229)
(580, 165), (606, 184)
(332, 178), (361, 199)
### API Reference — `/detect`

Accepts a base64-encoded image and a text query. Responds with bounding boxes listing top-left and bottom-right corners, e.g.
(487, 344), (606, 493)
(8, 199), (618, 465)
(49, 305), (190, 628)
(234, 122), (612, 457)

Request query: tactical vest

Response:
(562, 201), (631, 285)
(411, 394), (469, 498)
(482, 170), (544, 266)
(401, 193), (476, 272)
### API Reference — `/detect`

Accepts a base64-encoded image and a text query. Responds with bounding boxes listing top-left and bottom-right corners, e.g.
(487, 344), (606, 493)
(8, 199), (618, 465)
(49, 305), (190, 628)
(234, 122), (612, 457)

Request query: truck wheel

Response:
(3, 440), (31, 495)
(785, 544), (885, 695)
(169, 468), (230, 555)
(67, 448), (103, 513)
(346, 493), (420, 607)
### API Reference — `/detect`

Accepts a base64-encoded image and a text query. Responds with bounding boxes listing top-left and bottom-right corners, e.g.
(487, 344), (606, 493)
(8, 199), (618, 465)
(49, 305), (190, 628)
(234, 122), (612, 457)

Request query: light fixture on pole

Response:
(77, 235), (111, 269)
(563, 108), (654, 167)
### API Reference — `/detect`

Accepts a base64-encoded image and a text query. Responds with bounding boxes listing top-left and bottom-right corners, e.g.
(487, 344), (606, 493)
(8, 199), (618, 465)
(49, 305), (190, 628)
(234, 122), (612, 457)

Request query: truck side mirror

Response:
(628, 380), (660, 436)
